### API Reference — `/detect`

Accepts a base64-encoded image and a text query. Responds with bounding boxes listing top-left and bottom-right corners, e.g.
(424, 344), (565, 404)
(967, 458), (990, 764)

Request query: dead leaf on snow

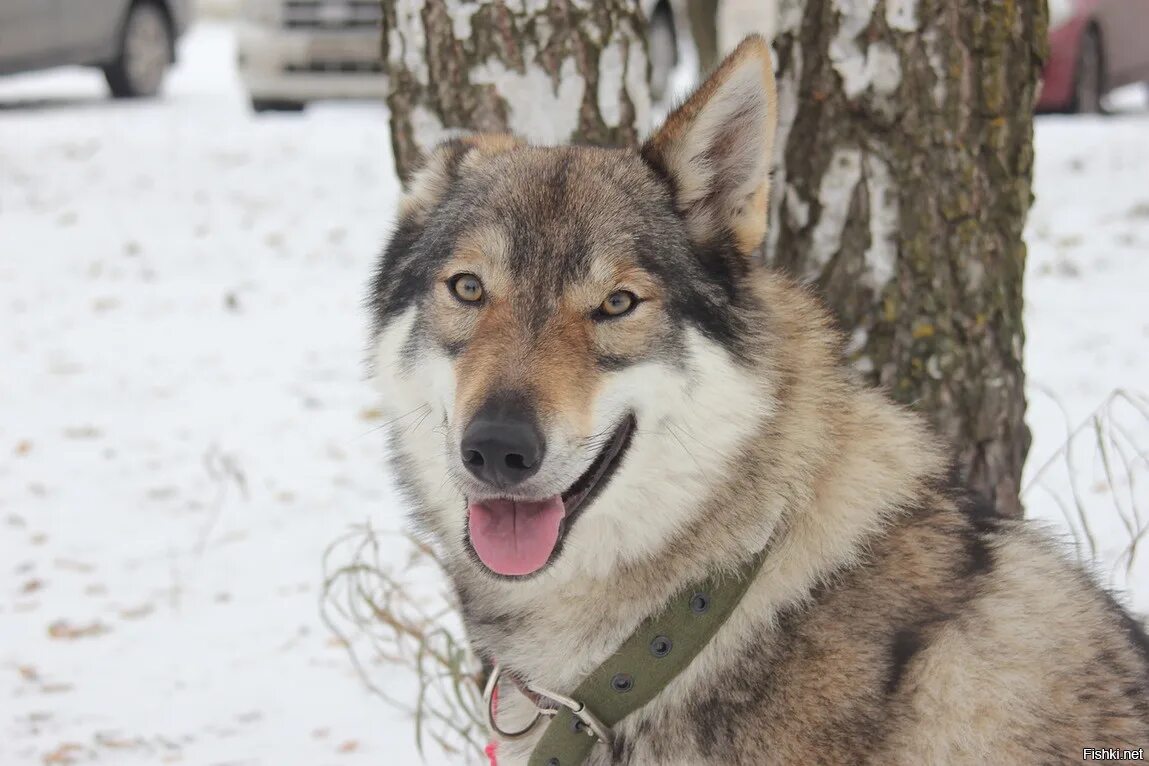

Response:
(337, 740), (359, 754)
(41, 683), (74, 694)
(48, 620), (110, 640)
(14, 440), (33, 456)
(95, 732), (141, 749)
(119, 603), (154, 620)
(43, 742), (85, 765)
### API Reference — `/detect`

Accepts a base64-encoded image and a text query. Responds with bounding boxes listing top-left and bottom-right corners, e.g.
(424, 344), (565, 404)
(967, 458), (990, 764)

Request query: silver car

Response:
(0, 0), (192, 98)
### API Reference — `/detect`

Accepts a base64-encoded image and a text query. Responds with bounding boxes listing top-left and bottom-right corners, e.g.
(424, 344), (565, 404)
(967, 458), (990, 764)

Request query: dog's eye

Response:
(596, 290), (638, 319)
(448, 273), (484, 304)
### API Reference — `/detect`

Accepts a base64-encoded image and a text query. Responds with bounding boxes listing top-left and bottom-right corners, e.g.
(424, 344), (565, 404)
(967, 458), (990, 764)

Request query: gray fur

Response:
(367, 36), (1149, 766)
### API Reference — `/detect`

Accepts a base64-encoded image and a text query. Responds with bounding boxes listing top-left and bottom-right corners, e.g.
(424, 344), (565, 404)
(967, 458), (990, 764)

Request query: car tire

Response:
(648, 4), (678, 103)
(104, 1), (174, 99)
(251, 99), (307, 113)
(1070, 25), (1105, 114)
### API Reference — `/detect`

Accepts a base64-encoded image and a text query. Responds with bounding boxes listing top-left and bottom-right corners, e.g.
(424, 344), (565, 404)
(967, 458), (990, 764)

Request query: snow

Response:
(1023, 97), (1149, 617)
(1, 20), (1146, 766)
(1, 23), (424, 766)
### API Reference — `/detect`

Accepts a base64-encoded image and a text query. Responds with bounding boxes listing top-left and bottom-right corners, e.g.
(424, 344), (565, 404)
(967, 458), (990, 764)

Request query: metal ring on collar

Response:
(484, 665), (614, 747)
(484, 664), (555, 741)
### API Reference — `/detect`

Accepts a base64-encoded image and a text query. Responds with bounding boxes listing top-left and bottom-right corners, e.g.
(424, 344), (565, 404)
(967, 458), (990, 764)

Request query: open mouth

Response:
(465, 414), (636, 577)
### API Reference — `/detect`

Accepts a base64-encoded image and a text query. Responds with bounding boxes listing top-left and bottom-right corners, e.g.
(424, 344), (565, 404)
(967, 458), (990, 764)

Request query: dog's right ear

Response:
(398, 134), (522, 225)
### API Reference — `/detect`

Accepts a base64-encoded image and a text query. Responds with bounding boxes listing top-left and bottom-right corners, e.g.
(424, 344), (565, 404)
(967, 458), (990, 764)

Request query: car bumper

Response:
(1037, 17), (1087, 111)
(236, 23), (386, 102)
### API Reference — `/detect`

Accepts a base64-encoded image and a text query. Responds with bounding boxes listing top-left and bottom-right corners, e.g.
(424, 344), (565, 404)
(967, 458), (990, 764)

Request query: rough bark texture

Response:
(769, 0), (1048, 518)
(381, 0), (651, 184)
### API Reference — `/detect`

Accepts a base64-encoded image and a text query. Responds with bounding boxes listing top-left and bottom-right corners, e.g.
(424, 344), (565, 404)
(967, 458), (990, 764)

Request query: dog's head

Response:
(370, 37), (778, 581)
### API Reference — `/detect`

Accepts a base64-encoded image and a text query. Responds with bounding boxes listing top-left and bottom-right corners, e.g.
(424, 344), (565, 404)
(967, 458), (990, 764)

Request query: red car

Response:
(1038, 0), (1149, 112)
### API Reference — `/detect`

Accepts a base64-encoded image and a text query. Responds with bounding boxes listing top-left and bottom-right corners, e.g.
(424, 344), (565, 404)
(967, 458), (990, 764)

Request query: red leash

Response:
(485, 684), (499, 765)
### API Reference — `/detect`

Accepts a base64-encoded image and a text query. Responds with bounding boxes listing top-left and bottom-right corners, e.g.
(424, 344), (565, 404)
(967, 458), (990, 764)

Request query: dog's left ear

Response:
(642, 35), (777, 257)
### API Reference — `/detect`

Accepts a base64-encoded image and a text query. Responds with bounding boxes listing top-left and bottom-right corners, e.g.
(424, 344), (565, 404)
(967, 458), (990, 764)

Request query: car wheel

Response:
(648, 4), (678, 103)
(104, 2), (173, 99)
(1070, 26), (1105, 114)
(251, 99), (306, 113)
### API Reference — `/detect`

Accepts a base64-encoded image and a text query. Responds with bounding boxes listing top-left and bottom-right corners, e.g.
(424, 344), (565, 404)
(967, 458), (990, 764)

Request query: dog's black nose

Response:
(461, 394), (544, 487)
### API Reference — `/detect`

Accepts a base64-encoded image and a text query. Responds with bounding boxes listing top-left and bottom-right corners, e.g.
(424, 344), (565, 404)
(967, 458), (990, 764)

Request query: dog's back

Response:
(675, 485), (1149, 764)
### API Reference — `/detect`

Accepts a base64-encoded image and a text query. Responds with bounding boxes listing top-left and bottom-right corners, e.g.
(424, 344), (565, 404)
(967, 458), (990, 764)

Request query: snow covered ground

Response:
(1024, 100), (1149, 612)
(1, 21), (1146, 766)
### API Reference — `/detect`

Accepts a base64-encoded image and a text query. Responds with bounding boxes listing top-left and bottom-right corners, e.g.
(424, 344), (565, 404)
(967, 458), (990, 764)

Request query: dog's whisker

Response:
(359, 404), (432, 438)
(402, 408), (434, 436)
(664, 422), (705, 473)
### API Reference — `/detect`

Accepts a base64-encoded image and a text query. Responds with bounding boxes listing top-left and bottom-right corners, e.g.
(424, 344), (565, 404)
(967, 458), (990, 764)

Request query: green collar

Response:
(484, 549), (768, 766)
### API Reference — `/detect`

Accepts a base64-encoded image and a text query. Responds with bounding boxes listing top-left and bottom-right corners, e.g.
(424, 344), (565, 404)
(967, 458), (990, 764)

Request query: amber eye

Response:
(448, 273), (484, 303)
(596, 290), (638, 319)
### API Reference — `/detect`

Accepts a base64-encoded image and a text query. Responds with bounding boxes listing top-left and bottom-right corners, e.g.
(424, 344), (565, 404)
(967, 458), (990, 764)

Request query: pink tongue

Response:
(468, 496), (565, 576)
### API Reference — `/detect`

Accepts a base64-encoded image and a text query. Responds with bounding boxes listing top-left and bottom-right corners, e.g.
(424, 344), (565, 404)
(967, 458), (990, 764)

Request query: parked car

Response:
(1039, 0), (1149, 112)
(647, 0), (689, 101)
(237, 0), (384, 112)
(237, 0), (689, 113)
(0, 0), (192, 98)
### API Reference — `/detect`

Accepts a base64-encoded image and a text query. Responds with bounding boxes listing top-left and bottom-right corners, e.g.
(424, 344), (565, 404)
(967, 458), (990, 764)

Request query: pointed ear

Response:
(641, 35), (777, 256)
(399, 134), (523, 225)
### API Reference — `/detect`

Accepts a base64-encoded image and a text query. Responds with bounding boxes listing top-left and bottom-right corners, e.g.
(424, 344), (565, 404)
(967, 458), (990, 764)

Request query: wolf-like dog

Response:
(368, 35), (1149, 765)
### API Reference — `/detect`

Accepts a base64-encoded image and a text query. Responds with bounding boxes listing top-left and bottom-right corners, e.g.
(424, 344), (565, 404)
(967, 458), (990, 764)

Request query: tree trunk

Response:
(380, 0), (651, 184)
(769, 0), (1047, 518)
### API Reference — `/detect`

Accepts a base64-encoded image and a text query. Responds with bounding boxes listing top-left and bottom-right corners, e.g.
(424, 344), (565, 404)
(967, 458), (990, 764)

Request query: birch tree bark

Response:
(768, 0), (1047, 517)
(381, 0), (651, 184)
